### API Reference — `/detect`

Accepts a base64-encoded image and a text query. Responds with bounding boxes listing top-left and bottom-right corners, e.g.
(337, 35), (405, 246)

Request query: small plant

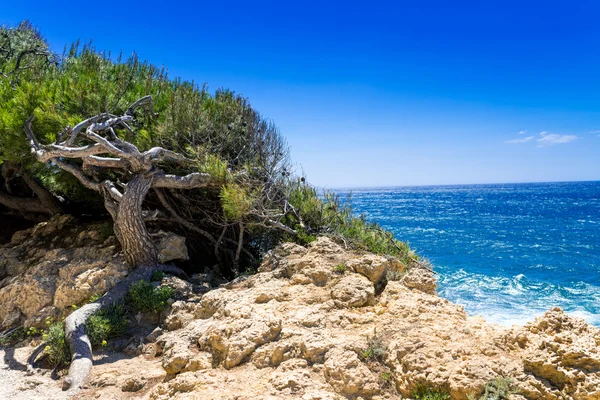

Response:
(333, 263), (347, 274)
(126, 280), (174, 313)
(379, 370), (395, 390)
(0, 327), (26, 347)
(295, 230), (316, 245)
(26, 326), (41, 337)
(479, 377), (518, 400)
(88, 293), (103, 303)
(97, 221), (114, 241)
(359, 330), (386, 363)
(151, 270), (166, 282)
(42, 322), (70, 367)
(412, 384), (451, 400)
(386, 268), (406, 281)
(86, 304), (127, 348)
(381, 371), (393, 381)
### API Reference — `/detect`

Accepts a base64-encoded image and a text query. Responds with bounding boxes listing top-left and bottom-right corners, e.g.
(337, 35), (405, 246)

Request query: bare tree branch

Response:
(144, 147), (193, 164)
(51, 158), (101, 192)
(154, 188), (216, 243)
(37, 143), (106, 162)
(126, 95), (152, 116)
(82, 156), (125, 169)
(152, 172), (213, 189)
(63, 115), (105, 146)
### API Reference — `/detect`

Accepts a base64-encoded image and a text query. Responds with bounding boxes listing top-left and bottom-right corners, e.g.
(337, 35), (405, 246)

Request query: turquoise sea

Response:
(336, 181), (600, 326)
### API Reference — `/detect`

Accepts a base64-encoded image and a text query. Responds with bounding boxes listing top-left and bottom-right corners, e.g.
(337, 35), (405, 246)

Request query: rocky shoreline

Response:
(1, 217), (599, 399)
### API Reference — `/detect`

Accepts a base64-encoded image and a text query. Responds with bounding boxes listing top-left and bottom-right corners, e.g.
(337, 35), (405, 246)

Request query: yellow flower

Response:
(101, 340), (107, 346)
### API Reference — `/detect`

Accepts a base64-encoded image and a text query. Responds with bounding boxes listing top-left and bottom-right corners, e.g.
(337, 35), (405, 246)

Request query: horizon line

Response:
(323, 179), (600, 191)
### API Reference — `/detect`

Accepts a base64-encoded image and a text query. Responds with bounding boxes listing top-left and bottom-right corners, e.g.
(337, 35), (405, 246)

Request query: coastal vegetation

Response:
(0, 20), (419, 391)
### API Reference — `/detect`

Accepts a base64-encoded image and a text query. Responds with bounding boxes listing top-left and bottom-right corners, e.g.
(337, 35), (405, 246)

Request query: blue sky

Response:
(3, 1), (600, 187)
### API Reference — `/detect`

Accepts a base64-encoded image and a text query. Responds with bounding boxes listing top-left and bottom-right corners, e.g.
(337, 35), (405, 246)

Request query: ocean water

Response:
(335, 181), (600, 327)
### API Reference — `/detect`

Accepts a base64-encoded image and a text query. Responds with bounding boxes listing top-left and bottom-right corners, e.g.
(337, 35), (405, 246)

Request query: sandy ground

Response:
(0, 346), (68, 400)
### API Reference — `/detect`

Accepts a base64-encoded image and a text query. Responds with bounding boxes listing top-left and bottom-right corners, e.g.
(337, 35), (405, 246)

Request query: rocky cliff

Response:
(1, 219), (599, 399)
(0, 215), (188, 330)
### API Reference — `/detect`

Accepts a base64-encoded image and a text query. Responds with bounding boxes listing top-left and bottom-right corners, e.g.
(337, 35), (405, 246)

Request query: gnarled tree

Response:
(23, 96), (232, 392)
(24, 96), (222, 267)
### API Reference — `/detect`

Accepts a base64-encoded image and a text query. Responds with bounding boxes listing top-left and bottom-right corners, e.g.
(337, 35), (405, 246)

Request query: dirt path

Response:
(0, 347), (68, 400)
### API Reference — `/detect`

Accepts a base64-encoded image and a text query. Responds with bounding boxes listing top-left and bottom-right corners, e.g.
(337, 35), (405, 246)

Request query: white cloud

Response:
(537, 134), (577, 146)
(589, 130), (600, 134)
(505, 136), (534, 144)
(539, 131), (548, 136)
(518, 130), (527, 135)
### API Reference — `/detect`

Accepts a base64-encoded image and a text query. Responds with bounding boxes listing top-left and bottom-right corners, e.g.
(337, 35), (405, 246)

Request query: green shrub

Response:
(379, 370), (394, 390)
(359, 330), (386, 363)
(284, 180), (419, 264)
(151, 270), (166, 282)
(42, 322), (70, 367)
(26, 326), (42, 337)
(476, 377), (518, 400)
(126, 280), (174, 313)
(412, 384), (451, 400)
(333, 263), (347, 274)
(220, 183), (255, 221)
(86, 304), (127, 348)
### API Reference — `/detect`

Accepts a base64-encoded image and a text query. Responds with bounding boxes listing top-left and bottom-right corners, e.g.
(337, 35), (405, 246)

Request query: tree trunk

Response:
(20, 171), (64, 215)
(113, 173), (158, 267)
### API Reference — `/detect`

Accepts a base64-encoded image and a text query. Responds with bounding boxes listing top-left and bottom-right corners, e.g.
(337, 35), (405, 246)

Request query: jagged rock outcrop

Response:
(78, 236), (594, 400)
(3, 229), (599, 399)
(0, 215), (189, 330)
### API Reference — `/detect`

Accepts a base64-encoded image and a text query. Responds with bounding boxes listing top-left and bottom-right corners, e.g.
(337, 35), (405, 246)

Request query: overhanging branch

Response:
(152, 172), (213, 189)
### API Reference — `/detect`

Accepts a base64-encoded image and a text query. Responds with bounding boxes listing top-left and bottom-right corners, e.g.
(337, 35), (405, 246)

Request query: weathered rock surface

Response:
(76, 236), (600, 400)
(0, 215), (189, 329)
(3, 232), (600, 400)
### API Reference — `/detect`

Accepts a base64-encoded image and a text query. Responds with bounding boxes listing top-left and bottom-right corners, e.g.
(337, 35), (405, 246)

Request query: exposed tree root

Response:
(62, 264), (185, 394)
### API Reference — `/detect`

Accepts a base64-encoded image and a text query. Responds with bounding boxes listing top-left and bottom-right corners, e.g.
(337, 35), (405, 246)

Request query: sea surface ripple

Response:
(335, 181), (600, 326)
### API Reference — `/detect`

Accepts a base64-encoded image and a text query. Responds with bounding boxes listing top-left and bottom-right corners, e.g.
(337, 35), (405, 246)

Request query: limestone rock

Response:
(144, 238), (600, 400)
(7, 234), (599, 400)
(347, 254), (389, 283)
(324, 348), (380, 398)
(121, 376), (146, 392)
(0, 216), (191, 330)
(155, 231), (189, 263)
(0, 216), (129, 329)
(331, 274), (375, 308)
(400, 262), (436, 294)
(199, 316), (282, 369)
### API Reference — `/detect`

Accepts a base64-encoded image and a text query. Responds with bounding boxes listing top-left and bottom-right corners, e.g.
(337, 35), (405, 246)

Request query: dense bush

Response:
(412, 384), (451, 400)
(284, 180), (419, 263)
(1, 21), (417, 277)
(126, 281), (174, 313)
(42, 322), (70, 367)
(471, 377), (518, 400)
(86, 304), (127, 348)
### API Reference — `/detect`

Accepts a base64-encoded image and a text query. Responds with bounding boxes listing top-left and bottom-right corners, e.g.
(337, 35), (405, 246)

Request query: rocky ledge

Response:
(1, 219), (599, 399)
(0, 215), (189, 330)
(88, 238), (599, 400)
